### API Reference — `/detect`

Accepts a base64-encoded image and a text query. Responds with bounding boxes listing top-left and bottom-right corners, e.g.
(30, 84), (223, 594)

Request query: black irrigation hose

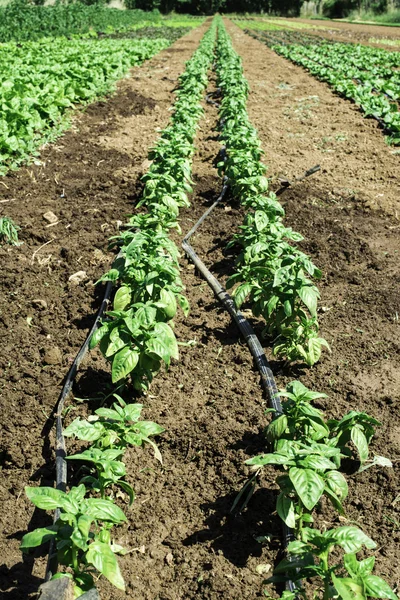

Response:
(182, 185), (298, 594)
(45, 279), (114, 582)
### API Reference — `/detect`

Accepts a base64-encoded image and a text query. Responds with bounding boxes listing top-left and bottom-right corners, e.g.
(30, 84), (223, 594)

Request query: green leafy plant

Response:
(243, 378), (394, 599)
(67, 447), (134, 504)
(250, 29), (400, 144)
(90, 21), (217, 391)
(0, 216), (21, 245)
(90, 301), (180, 389)
(215, 20), (329, 365)
(21, 484), (127, 597)
(268, 526), (398, 600)
(64, 396), (164, 458)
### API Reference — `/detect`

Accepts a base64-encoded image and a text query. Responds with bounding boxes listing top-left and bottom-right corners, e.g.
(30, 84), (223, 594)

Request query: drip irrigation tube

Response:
(45, 278), (114, 583)
(182, 184), (298, 594)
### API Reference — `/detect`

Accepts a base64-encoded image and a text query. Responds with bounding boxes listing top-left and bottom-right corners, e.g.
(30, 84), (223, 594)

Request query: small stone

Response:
(32, 298), (48, 309)
(68, 270), (87, 285)
(43, 347), (62, 365)
(38, 575), (74, 599)
(43, 211), (58, 224)
(165, 552), (174, 565)
(255, 563), (272, 575)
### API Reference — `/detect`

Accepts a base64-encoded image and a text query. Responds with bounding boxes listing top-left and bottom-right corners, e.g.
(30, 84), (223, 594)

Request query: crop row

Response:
(216, 21), (329, 366)
(215, 18), (396, 600)
(247, 28), (400, 144)
(0, 1), (158, 42)
(20, 22), (217, 599)
(0, 37), (173, 174)
(0, 0), (204, 43)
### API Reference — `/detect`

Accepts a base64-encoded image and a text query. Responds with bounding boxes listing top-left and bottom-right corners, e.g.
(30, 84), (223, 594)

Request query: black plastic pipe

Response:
(182, 185), (297, 594)
(45, 279), (114, 582)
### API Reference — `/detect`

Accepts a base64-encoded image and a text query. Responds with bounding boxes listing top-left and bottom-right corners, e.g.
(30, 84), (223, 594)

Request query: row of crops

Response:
(244, 27), (400, 144)
(19, 20), (217, 599)
(17, 15), (398, 600)
(0, 12), (203, 175)
(0, 0), (202, 42)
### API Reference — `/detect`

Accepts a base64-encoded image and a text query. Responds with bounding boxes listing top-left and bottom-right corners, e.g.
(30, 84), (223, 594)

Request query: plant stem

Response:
(320, 552), (330, 600)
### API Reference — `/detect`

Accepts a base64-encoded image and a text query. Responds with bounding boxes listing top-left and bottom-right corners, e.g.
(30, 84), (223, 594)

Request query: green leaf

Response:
(332, 574), (365, 600)
(344, 554), (375, 578)
(254, 210), (269, 232)
(283, 299), (292, 317)
(123, 403), (143, 422)
(306, 337), (323, 366)
(300, 455), (337, 471)
(64, 418), (104, 442)
(233, 282), (252, 308)
(324, 470), (348, 501)
(289, 467), (325, 510)
(298, 285), (318, 317)
(146, 337), (171, 366)
(111, 347), (139, 383)
(363, 575), (398, 600)
(20, 526), (58, 550)
(330, 526), (376, 553)
(351, 427), (369, 463)
(135, 305), (157, 328)
(266, 414), (287, 443)
(276, 493), (296, 528)
(134, 421), (165, 437)
(177, 294), (190, 317)
(25, 487), (66, 511)
(246, 453), (291, 467)
(90, 324), (109, 350)
(77, 515), (92, 540)
(84, 499), (127, 524)
(113, 286), (131, 311)
(86, 541), (125, 591)
(154, 322), (179, 360)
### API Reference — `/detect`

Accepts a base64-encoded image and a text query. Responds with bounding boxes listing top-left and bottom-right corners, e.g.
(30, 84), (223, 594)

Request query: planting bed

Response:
(0, 15), (399, 600)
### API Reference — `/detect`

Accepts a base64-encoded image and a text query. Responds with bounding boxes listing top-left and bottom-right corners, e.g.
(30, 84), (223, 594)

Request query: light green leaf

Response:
(298, 285), (318, 317)
(363, 575), (398, 600)
(330, 526), (376, 553)
(325, 470), (348, 501)
(276, 493), (296, 528)
(84, 499), (126, 524)
(111, 347), (139, 383)
(20, 526), (57, 550)
(266, 414), (287, 443)
(351, 427), (369, 463)
(25, 487), (66, 511)
(289, 467), (325, 510)
(332, 574), (365, 600)
(86, 541), (125, 591)
(146, 337), (171, 366)
(113, 286), (131, 311)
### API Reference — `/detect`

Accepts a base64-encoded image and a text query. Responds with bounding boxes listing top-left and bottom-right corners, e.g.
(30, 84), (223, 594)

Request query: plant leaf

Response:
(289, 467), (325, 510)
(86, 541), (125, 591)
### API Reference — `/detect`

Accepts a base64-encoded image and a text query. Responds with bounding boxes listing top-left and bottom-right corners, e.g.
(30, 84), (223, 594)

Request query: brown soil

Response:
(227, 19), (400, 217)
(1, 16), (400, 600)
(293, 17), (400, 50)
(298, 16), (400, 36)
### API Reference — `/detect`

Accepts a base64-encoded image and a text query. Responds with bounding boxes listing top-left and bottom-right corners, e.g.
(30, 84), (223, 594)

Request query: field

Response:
(0, 10), (399, 600)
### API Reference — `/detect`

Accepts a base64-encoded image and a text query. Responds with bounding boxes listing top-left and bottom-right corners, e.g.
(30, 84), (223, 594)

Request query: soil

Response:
(1, 16), (400, 600)
(292, 17), (400, 50)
